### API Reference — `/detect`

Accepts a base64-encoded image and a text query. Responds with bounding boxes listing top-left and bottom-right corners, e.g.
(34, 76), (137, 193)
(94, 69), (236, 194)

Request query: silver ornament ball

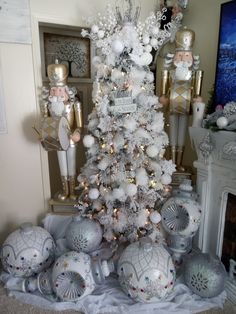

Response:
(65, 216), (103, 253)
(183, 253), (227, 298)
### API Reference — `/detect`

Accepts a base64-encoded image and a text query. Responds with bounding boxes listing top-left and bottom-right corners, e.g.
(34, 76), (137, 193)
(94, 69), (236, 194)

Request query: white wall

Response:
(0, 43), (46, 242)
(0, 0), (228, 242)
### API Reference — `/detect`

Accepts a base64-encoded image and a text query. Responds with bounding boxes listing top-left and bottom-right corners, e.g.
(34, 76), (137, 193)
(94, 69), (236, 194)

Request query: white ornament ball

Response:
(150, 38), (158, 47)
(161, 174), (172, 185)
(141, 52), (153, 66)
(1, 223), (55, 277)
(216, 116), (228, 129)
(117, 237), (175, 302)
(143, 35), (150, 45)
(146, 145), (159, 158)
(112, 187), (125, 200)
(150, 211), (162, 224)
(152, 26), (159, 36)
(97, 30), (105, 39)
(111, 39), (124, 55)
(146, 72), (154, 83)
(145, 44), (152, 53)
(83, 134), (95, 148)
(89, 188), (100, 200)
(91, 25), (99, 34)
(125, 183), (137, 197)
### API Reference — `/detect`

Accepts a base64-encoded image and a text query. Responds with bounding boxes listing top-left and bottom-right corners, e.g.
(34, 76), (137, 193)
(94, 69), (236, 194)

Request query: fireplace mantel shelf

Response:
(189, 127), (236, 167)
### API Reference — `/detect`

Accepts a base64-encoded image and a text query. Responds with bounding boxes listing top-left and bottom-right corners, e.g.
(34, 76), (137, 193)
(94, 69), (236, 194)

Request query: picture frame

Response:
(39, 23), (95, 84)
(214, 0), (236, 108)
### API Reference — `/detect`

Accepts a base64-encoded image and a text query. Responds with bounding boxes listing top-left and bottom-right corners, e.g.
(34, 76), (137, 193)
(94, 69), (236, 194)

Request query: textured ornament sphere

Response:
(91, 25), (99, 33)
(150, 38), (158, 47)
(141, 52), (153, 66)
(65, 217), (103, 253)
(111, 39), (124, 54)
(1, 223), (55, 277)
(146, 72), (154, 83)
(152, 26), (159, 36)
(161, 195), (201, 237)
(88, 188), (100, 200)
(117, 237), (175, 302)
(125, 183), (137, 197)
(52, 251), (95, 301)
(142, 35), (150, 45)
(216, 116), (228, 129)
(161, 174), (172, 185)
(183, 253), (227, 298)
(83, 134), (95, 148)
(150, 211), (161, 224)
(97, 30), (105, 39)
(146, 145), (159, 158)
(145, 44), (152, 53)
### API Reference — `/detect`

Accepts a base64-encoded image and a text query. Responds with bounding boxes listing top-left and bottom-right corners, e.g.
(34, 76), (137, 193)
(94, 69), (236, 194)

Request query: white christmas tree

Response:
(77, 1), (181, 244)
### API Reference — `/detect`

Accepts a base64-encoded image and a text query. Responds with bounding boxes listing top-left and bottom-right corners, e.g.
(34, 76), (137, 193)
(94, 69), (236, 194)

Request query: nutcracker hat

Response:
(47, 59), (69, 87)
(175, 27), (195, 51)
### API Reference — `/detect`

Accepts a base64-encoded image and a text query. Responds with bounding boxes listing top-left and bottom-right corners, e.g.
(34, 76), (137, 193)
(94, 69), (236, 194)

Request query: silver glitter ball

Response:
(183, 253), (227, 298)
(65, 216), (103, 253)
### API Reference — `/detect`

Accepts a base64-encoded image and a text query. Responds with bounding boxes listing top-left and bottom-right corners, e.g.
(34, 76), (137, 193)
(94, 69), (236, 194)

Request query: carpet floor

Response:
(0, 284), (236, 314)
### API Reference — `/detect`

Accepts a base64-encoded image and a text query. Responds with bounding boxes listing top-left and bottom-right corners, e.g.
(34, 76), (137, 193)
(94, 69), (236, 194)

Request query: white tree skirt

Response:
(0, 214), (227, 314)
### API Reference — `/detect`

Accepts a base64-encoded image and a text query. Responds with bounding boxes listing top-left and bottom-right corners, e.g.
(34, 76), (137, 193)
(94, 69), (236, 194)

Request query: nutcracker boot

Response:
(69, 176), (77, 201)
(58, 176), (69, 201)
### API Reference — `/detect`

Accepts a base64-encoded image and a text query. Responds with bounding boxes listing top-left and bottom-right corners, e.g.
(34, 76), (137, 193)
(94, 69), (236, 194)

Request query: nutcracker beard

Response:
(48, 96), (66, 116)
(173, 60), (192, 81)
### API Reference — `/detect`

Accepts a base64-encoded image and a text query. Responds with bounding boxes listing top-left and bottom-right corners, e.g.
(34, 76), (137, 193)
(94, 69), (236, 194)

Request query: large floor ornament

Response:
(117, 237), (175, 302)
(1, 223), (55, 277)
(65, 216), (103, 253)
(52, 251), (114, 301)
(161, 180), (201, 265)
(183, 253), (227, 298)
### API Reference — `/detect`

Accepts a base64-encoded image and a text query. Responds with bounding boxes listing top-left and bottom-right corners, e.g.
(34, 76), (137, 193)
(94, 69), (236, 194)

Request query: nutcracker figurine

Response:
(160, 27), (203, 170)
(40, 60), (83, 201)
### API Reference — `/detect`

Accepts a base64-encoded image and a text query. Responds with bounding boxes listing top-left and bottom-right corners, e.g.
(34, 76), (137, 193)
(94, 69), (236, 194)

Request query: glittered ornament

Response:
(117, 237), (175, 302)
(91, 24), (99, 33)
(83, 134), (95, 148)
(150, 211), (162, 224)
(146, 145), (159, 158)
(216, 116), (228, 129)
(65, 216), (103, 253)
(142, 35), (150, 45)
(1, 223), (55, 278)
(161, 174), (172, 185)
(145, 44), (152, 53)
(111, 39), (125, 54)
(151, 26), (159, 36)
(183, 253), (227, 298)
(150, 38), (158, 47)
(97, 30), (105, 39)
(89, 188), (100, 200)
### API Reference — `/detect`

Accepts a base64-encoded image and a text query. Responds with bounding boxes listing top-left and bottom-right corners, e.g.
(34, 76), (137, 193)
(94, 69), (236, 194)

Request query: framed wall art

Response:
(39, 24), (94, 84)
(214, 0), (236, 108)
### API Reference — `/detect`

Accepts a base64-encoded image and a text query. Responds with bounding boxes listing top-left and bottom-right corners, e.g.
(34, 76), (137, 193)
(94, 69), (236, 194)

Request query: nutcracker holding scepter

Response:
(40, 60), (83, 201)
(159, 27), (204, 170)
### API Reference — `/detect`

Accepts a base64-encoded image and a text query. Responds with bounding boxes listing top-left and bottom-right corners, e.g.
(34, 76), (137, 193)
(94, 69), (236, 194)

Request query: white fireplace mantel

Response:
(189, 127), (236, 256)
